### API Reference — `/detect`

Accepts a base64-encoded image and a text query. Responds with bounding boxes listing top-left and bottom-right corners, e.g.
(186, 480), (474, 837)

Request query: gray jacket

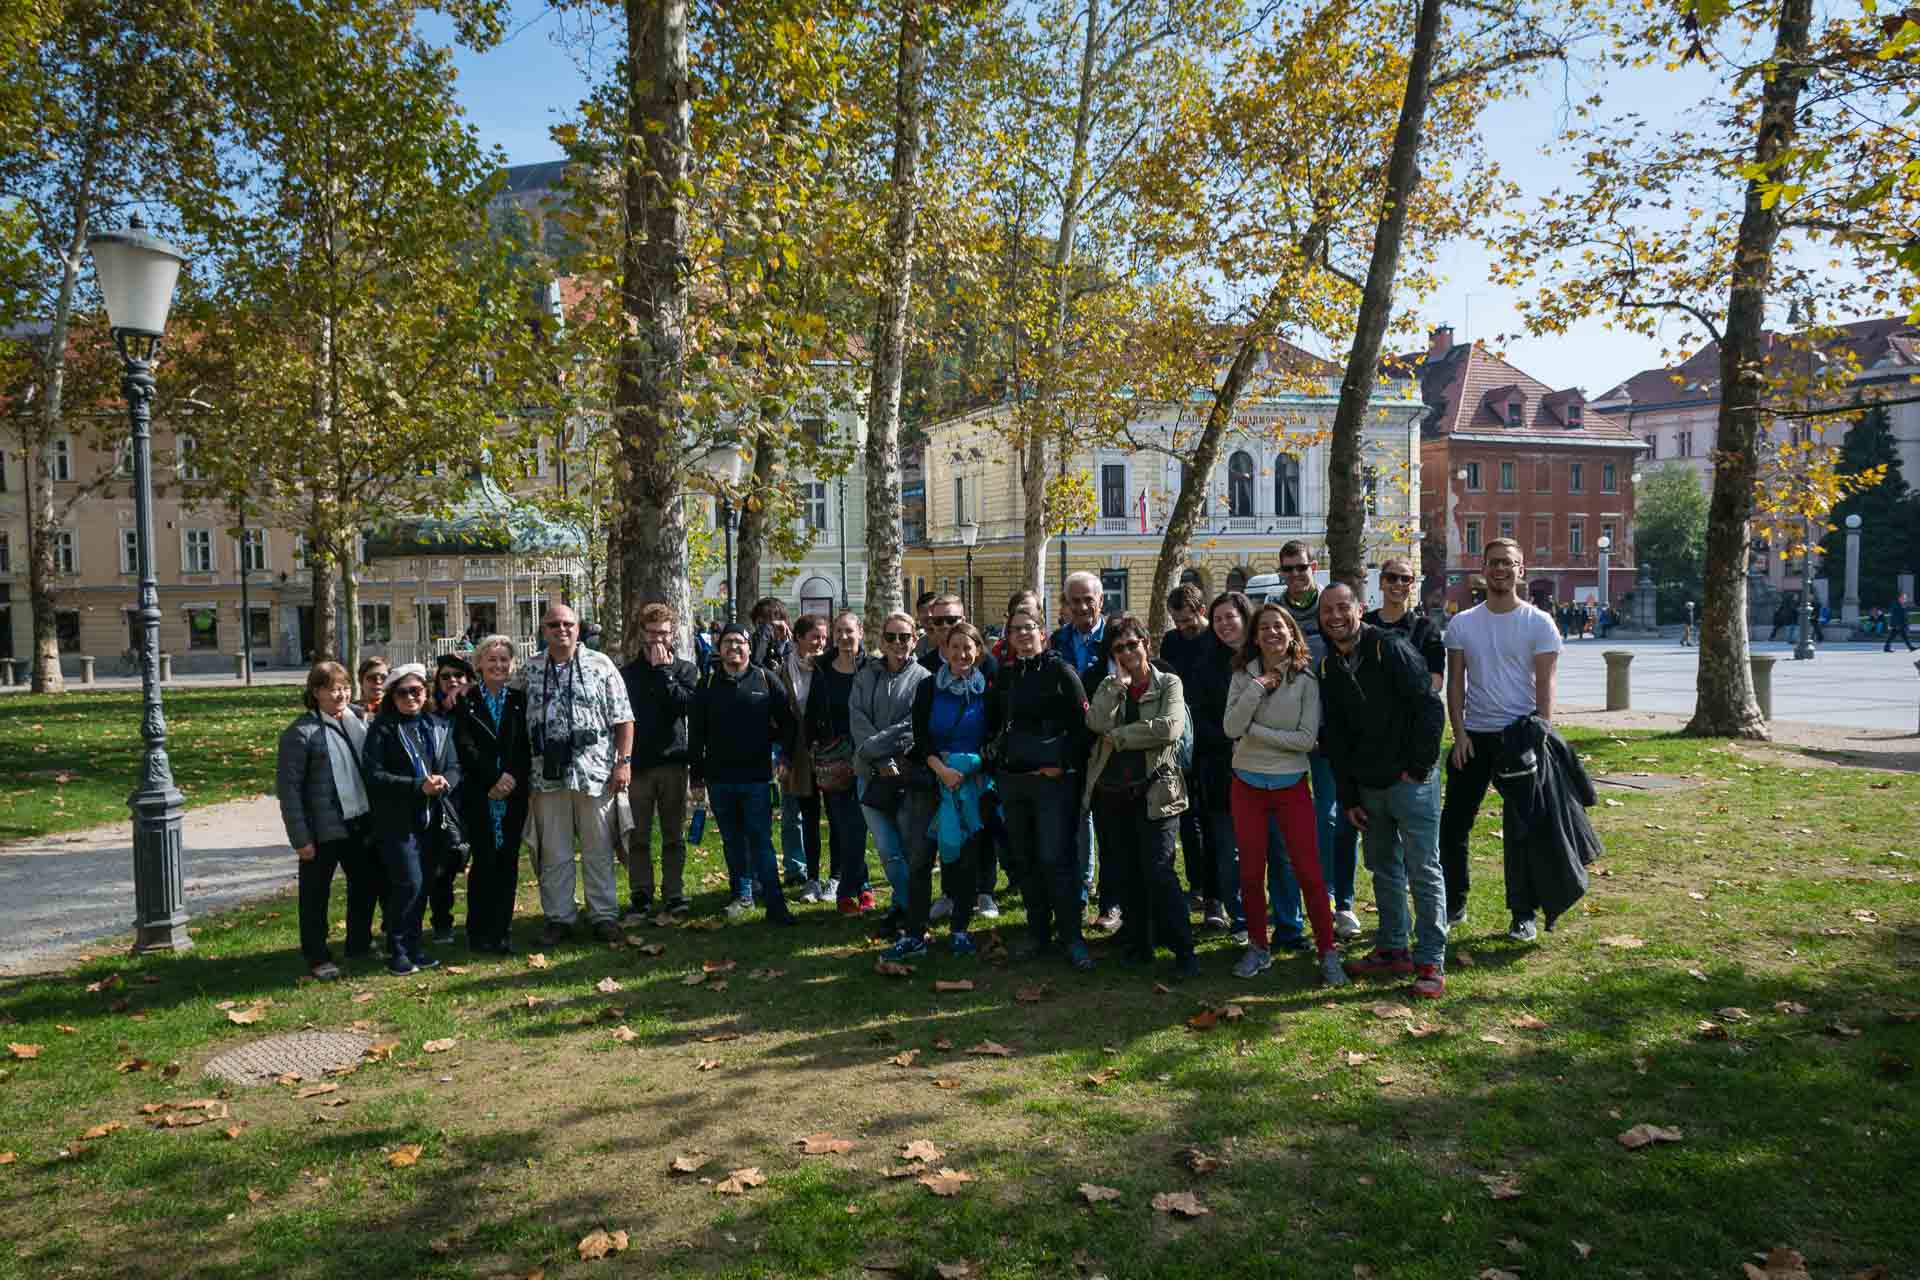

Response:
(275, 711), (367, 850)
(848, 655), (930, 780)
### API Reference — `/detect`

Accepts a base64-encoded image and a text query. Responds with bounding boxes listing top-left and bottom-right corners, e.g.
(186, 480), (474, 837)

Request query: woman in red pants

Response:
(1222, 602), (1347, 986)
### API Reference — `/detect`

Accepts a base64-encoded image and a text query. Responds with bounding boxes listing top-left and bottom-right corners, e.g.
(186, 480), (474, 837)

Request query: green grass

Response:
(0, 687), (294, 839)
(0, 728), (1914, 1279)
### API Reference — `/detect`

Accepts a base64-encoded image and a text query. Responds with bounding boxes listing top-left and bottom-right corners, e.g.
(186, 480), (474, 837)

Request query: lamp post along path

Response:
(88, 217), (191, 953)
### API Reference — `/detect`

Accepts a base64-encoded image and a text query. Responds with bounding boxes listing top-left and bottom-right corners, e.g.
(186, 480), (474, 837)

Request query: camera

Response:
(533, 723), (602, 781)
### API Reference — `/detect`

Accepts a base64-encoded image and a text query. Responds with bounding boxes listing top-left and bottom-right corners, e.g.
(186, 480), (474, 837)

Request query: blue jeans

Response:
(859, 776), (911, 913)
(780, 788), (821, 881)
(1076, 811), (1098, 906)
(1358, 772), (1448, 967)
(709, 781), (780, 906)
(1309, 751), (1359, 911)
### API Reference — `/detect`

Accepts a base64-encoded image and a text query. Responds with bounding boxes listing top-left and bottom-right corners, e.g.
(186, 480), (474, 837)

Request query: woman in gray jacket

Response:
(275, 662), (380, 980)
(850, 609), (931, 937)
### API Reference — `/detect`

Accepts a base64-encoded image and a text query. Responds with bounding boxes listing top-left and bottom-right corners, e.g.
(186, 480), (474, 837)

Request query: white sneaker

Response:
(825, 878), (840, 901)
(1507, 915), (1539, 943)
(1229, 929), (1249, 947)
(976, 893), (1000, 919)
(929, 896), (954, 922)
(800, 879), (823, 904)
(725, 897), (753, 920)
(1333, 909), (1363, 940)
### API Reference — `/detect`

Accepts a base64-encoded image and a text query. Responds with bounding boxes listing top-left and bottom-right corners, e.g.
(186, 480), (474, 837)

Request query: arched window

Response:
(1228, 451), (1255, 517)
(798, 575), (836, 619)
(1274, 455), (1302, 518)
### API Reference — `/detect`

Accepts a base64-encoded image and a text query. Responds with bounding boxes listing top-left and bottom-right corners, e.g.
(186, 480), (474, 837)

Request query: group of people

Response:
(277, 536), (1594, 1001)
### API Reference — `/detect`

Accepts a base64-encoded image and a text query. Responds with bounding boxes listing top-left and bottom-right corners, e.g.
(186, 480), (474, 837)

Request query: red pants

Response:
(1230, 776), (1334, 954)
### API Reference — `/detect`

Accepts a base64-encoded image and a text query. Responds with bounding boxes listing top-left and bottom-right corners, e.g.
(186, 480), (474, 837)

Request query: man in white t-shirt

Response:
(1439, 539), (1562, 942)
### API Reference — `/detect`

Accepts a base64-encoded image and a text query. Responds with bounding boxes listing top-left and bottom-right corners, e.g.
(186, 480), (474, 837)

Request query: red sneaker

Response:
(1410, 964), (1446, 999)
(1344, 947), (1414, 977)
(837, 896), (862, 916)
(858, 890), (877, 911)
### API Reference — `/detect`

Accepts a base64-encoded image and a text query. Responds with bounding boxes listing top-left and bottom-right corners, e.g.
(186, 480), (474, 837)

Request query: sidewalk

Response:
(0, 793), (291, 975)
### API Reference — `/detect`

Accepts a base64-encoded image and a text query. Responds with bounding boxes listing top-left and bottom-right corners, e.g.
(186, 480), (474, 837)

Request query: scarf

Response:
(783, 651), (814, 709)
(319, 712), (369, 822)
(479, 684), (509, 847)
(934, 664), (986, 701)
(929, 750), (987, 864)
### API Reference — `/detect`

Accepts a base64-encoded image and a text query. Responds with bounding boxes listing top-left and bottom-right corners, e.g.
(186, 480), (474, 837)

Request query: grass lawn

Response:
(0, 728), (1914, 1279)
(0, 687), (293, 840)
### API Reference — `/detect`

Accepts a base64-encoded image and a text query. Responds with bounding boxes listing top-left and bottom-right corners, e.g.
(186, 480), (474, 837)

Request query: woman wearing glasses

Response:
(1223, 603), (1347, 986)
(994, 608), (1094, 970)
(1364, 556), (1445, 691)
(362, 663), (463, 976)
(806, 610), (872, 914)
(355, 657), (389, 721)
(1082, 614), (1199, 978)
(850, 610), (931, 936)
(276, 662), (380, 981)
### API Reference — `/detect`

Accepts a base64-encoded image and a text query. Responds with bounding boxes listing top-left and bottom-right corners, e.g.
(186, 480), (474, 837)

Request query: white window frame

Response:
(120, 529), (139, 574)
(183, 527), (214, 574)
(236, 529), (268, 573)
(50, 436), (73, 482)
(54, 529), (77, 575)
(176, 435), (205, 481)
(803, 481), (829, 533)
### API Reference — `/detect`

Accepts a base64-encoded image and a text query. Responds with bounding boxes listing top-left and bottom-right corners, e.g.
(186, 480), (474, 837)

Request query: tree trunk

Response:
(1021, 0), (1101, 595)
(1685, 0), (1813, 740)
(734, 430), (776, 614)
(309, 544), (338, 663)
(615, 0), (694, 662)
(861, 0), (927, 635)
(1324, 0), (1443, 588)
(339, 546), (359, 672)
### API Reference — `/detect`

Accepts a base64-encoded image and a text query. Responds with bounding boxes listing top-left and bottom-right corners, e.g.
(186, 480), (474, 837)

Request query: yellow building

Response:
(904, 364), (1425, 623)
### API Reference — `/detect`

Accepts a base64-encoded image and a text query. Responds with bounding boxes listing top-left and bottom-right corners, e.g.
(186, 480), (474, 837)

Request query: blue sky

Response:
(424, 4), (1722, 396)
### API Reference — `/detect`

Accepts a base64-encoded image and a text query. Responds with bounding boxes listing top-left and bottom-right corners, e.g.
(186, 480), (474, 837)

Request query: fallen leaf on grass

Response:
(934, 1264), (976, 1280)
(526, 953), (550, 970)
(1825, 1022), (1863, 1039)
(748, 966), (786, 979)
(918, 1168), (974, 1196)
(1572, 1240), (1593, 1260)
(1151, 1190), (1209, 1218)
(86, 974), (123, 993)
(1478, 1270), (1521, 1280)
(681, 972), (709, 986)
(931, 1079), (962, 1090)
(1774, 1001), (1812, 1016)
(871, 958), (914, 977)
(1743, 1247), (1813, 1280)
(577, 1228), (629, 1260)
(79, 1121), (124, 1140)
(714, 1167), (765, 1194)
(1480, 1174), (1523, 1200)
(1599, 935), (1645, 949)
(1077, 1183), (1121, 1204)
(54, 1025), (77, 1035)
(1454, 950), (1476, 968)
(443, 965), (471, 975)
(351, 991), (375, 1004)
(1510, 1014), (1548, 1030)
(1341, 1051), (1375, 1067)
(116, 1058), (150, 1073)
(934, 980), (975, 993)
(669, 1152), (708, 1173)
(365, 1040), (400, 1061)
(1479, 1034), (1507, 1046)
(1085, 1068), (1120, 1087)
(1696, 1020), (1730, 1040)
(1186, 1009), (1219, 1030)
(387, 1144), (423, 1168)
(1014, 984), (1050, 1003)
(1617, 1123), (1683, 1149)
(1407, 1023), (1442, 1038)
(1371, 1003), (1414, 1020)
(888, 1049), (921, 1068)
(1717, 1007), (1751, 1022)
(223, 1125), (246, 1140)
(706, 980), (729, 993)
(702, 959), (738, 974)
(967, 1041), (1013, 1057)
(900, 1140), (943, 1163)
(595, 977), (623, 994)
(611, 1026), (639, 1043)
(636, 943), (666, 957)
(422, 1039), (456, 1054)
(932, 1036), (954, 1051)
(245, 1188), (264, 1204)
(1177, 1147), (1220, 1175)
(694, 1058), (722, 1071)
(796, 1132), (855, 1155)
(295, 1084), (338, 1099)
(0, 1152), (15, 1165)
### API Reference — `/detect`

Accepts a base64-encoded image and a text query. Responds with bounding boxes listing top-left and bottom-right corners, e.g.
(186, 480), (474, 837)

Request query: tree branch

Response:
(1431, 43), (1566, 90)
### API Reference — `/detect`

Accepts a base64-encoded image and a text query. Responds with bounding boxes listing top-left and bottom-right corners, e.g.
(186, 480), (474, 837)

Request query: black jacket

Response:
(621, 656), (698, 768)
(990, 651), (1091, 773)
(802, 658), (862, 748)
(1363, 607), (1445, 677)
(689, 663), (796, 786)
(363, 711), (465, 850)
(1492, 714), (1601, 928)
(1317, 624), (1446, 810)
(451, 686), (532, 856)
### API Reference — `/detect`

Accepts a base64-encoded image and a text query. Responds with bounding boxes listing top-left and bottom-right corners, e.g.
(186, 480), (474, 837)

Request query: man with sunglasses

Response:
(1274, 542), (1363, 943)
(1364, 556), (1445, 692)
(523, 603), (635, 947)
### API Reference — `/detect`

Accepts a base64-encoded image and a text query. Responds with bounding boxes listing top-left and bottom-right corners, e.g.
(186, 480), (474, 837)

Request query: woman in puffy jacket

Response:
(275, 661), (379, 981)
(1223, 602), (1346, 988)
(993, 608), (1093, 970)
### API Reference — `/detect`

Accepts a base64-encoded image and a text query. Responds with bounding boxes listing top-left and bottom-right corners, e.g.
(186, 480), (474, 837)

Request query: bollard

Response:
(1914, 658), (1920, 735)
(233, 652), (248, 680)
(79, 655), (96, 686)
(1749, 653), (1777, 721)
(1602, 650), (1634, 711)
(0, 657), (14, 686)
(158, 652), (173, 684)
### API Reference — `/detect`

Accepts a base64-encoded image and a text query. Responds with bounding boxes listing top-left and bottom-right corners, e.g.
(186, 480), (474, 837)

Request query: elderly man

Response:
(524, 603), (635, 947)
(1052, 571), (1115, 929)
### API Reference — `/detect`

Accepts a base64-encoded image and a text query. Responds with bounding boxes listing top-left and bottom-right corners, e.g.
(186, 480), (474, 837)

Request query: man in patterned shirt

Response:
(524, 603), (635, 945)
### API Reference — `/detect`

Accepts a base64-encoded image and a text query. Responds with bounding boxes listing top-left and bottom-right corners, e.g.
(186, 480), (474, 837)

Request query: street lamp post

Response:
(1596, 534), (1612, 633)
(699, 439), (746, 623)
(959, 518), (979, 619)
(87, 217), (191, 954)
(1794, 510), (1818, 660)
(1842, 513), (1862, 626)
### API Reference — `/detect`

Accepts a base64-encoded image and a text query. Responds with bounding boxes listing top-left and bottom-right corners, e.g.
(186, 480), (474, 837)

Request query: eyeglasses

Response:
(1280, 563), (1311, 574)
(546, 620), (577, 630)
(1009, 623), (1039, 634)
(1111, 638), (1143, 654)
(1381, 572), (1414, 585)
(393, 685), (427, 700)
(928, 616), (959, 627)
(883, 631), (914, 642)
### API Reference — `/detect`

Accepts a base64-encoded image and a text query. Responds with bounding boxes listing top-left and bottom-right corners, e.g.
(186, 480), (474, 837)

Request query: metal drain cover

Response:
(205, 1031), (374, 1085)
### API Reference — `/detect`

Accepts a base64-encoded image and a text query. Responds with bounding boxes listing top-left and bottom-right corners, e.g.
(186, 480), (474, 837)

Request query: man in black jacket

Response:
(1317, 584), (1451, 999)
(621, 602), (700, 919)
(689, 623), (797, 925)
(1158, 583), (1219, 921)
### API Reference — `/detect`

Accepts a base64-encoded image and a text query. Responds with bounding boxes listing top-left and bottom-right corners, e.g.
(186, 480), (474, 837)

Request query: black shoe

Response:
(411, 952), (440, 972)
(539, 922), (571, 948)
(593, 920), (624, 944)
(1172, 953), (1203, 980)
(630, 896), (654, 917)
(1067, 941), (1095, 972)
(664, 897), (691, 916)
(431, 928), (455, 946)
(766, 909), (799, 928)
(386, 954), (417, 977)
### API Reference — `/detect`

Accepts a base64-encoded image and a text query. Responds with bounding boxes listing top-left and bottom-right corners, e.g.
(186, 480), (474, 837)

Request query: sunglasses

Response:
(1111, 639), (1144, 654)
(1381, 572), (1414, 585)
(393, 684), (427, 699)
(928, 616), (959, 627)
(1280, 563), (1311, 574)
(545, 620), (577, 630)
(883, 631), (914, 642)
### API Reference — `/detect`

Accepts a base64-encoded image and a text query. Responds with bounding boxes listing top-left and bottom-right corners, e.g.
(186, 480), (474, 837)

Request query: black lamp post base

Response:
(129, 784), (192, 954)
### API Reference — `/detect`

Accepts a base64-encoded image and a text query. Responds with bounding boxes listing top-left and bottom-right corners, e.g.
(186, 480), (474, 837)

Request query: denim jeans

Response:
(1309, 751), (1359, 911)
(780, 788), (821, 881)
(822, 786), (869, 895)
(859, 776), (912, 914)
(1357, 772), (1448, 967)
(1076, 810), (1098, 906)
(709, 781), (781, 906)
(379, 827), (436, 963)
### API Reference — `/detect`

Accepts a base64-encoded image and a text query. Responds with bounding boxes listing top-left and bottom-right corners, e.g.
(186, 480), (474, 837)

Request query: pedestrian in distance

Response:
(1887, 593), (1915, 652)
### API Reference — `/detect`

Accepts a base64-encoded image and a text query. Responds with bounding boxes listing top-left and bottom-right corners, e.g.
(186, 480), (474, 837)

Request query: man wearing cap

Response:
(689, 622), (798, 925)
(523, 603), (635, 946)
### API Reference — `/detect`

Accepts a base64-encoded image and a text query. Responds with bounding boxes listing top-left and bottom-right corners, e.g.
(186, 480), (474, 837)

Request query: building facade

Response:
(1412, 329), (1648, 611)
(904, 354), (1425, 623)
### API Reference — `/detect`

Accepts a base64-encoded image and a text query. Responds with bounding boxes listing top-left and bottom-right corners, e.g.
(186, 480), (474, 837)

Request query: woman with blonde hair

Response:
(275, 662), (379, 980)
(1223, 602), (1346, 986)
(453, 636), (531, 953)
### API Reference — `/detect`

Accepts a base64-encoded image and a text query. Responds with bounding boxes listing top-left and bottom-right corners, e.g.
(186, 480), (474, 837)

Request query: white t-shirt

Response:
(1445, 602), (1562, 733)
